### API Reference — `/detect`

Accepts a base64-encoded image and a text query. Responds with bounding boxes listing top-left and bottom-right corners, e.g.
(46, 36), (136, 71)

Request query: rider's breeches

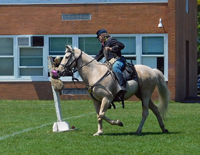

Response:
(112, 59), (125, 74)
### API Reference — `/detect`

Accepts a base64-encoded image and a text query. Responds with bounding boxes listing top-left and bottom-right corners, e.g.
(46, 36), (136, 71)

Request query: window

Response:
(19, 48), (43, 76)
(114, 37), (136, 64)
(0, 34), (168, 81)
(114, 37), (136, 55)
(142, 36), (165, 74)
(0, 38), (14, 76)
(142, 37), (164, 55)
(79, 37), (101, 55)
(49, 37), (72, 55)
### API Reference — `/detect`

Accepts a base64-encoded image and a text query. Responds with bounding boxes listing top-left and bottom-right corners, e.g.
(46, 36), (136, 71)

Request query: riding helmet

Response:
(96, 29), (108, 38)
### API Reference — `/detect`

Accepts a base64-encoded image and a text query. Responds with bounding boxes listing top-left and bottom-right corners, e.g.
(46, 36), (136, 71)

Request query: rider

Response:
(94, 29), (127, 98)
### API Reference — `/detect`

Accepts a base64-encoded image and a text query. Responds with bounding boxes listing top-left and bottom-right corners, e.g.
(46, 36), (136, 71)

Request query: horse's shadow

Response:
(104, 131), (180, 136)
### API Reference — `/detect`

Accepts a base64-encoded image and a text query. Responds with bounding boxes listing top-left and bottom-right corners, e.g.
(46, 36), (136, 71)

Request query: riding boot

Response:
(115, 72), (127, 92)
(115, 72), (127, 102)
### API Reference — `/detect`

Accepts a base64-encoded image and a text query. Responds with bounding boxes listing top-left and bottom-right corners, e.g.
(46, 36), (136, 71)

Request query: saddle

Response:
(109, 62), (137, 109)
(122, 62), (137, 82)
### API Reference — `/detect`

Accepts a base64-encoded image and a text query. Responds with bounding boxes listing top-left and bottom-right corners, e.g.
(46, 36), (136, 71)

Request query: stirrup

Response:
(120, 94), (125, 109)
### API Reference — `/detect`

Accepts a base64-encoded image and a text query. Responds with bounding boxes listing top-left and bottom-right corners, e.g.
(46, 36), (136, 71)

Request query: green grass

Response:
(0, 100), (199, 155)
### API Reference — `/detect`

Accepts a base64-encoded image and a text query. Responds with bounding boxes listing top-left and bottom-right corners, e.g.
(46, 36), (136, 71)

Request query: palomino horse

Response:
(52, 45), (170, 136)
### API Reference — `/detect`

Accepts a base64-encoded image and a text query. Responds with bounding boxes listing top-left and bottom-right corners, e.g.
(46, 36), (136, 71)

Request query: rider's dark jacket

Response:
(94, 37), (125, 62)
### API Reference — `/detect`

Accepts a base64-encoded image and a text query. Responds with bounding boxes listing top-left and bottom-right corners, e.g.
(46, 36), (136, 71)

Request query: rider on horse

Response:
(94, 29), (127, 99)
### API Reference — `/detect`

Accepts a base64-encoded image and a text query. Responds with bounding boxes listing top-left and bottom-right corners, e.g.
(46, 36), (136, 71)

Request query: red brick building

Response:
(0, 0), (197, 101)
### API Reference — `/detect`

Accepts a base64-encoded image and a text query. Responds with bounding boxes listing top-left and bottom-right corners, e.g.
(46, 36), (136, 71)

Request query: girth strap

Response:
(72, 70), (116, 109)
(86, 70), (111, 95)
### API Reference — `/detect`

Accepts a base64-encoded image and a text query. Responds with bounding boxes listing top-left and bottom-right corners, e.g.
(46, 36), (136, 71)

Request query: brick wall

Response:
(174, 0), (197, 101)
(0, 3), (168, 35)
(0, 82), (52, 100)
(0, 81), (161, 101)
(0, 82), (90, 100)
(167, 0), (176, 100)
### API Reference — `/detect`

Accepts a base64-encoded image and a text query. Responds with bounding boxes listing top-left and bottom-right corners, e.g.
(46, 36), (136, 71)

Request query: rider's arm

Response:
(106, 38), (124, 53)
(94, 46), (104, 61)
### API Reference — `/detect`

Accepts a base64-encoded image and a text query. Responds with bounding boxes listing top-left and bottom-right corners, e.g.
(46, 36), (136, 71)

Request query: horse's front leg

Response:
(93, 97), (123, 136)
(93, 101), (103, 136)
(99, 98), (123, 124)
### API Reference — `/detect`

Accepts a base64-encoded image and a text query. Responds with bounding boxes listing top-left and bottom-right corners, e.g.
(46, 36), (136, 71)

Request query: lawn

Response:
(0, 100), (199, 155)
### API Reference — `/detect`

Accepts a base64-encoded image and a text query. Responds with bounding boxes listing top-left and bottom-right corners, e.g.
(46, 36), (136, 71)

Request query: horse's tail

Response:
(153, 69), (170, 120)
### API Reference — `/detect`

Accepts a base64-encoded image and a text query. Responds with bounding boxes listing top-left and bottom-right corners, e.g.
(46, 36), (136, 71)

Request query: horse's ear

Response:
(65, 45), (71, 50)
(65, 45), (73, 53)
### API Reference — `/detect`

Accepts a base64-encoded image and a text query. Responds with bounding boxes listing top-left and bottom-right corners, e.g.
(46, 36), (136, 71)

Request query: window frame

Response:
(19, 47), (44, 77)
(0, 36), (15, 80)
(0, 34), (168, 81)
(140, 34), (168, 80)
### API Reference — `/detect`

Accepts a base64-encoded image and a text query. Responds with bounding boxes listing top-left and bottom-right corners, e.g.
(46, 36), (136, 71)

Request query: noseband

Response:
(58, 49), (82, 76)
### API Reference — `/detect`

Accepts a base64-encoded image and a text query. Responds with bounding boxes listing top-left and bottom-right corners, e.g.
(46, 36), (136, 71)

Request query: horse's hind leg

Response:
(149, 100), (169, 133)
(135, 98), (150, 135)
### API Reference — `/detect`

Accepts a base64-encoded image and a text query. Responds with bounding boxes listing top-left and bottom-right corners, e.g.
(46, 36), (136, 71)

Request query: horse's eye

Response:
(65, 55), (70, 59)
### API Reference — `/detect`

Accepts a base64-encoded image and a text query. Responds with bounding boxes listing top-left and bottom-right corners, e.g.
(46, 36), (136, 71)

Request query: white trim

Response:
(0, 0), (168, 5)
(164, 34), (168, 81)
(136, 35), (142, 64)
(44, 36), (49, 80)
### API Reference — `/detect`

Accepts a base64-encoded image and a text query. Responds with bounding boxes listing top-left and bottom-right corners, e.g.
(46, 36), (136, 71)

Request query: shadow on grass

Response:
(104, 131), (180, 136)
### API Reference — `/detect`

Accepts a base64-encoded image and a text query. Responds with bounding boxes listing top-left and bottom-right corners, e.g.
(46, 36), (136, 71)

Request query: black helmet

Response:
(96, 29), (108, 38)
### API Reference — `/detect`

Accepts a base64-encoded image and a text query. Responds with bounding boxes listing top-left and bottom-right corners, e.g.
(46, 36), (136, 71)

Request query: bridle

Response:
(60, 49), (80, 71)
(58, 48), (96, 77)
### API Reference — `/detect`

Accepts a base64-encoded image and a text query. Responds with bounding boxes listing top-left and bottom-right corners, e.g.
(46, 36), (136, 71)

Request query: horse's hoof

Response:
(93, 132), (103, 136)
(134, 130), (142, 135)
(117, 120), (123, 127)
(163, 129), (169, 133)
(119, 122), (123, 127)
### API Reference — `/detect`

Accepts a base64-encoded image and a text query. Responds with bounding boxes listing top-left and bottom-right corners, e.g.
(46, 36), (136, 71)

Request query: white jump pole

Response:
(48, 56), (71, 132)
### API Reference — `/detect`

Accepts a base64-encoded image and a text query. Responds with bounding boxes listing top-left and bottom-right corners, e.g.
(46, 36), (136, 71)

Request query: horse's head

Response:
(51, 45), (82, 77)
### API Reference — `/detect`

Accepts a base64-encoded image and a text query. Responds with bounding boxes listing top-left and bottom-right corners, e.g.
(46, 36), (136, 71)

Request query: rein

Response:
(60, 50), (97, 75)
(72, 70), (111, 102)
(60, 48), (113, 102)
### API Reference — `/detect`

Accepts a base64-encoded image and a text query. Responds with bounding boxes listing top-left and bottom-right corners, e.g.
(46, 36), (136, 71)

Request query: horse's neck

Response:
(77, 53), (107, 86)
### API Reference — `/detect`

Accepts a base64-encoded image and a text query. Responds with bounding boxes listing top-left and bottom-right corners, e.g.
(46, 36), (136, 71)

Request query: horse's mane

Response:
(73, 47), (98, 62)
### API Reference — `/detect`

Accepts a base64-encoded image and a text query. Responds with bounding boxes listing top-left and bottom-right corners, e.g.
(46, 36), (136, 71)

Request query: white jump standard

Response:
(48, 56), (75, 132)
